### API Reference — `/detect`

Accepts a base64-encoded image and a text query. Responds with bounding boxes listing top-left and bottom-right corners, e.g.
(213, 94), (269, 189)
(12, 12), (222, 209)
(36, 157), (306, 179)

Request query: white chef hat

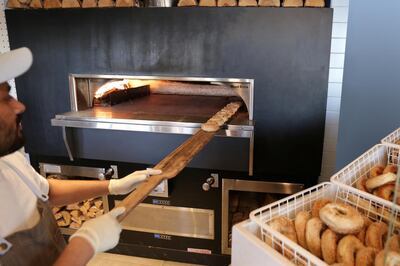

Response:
(0, 47), (33, 84)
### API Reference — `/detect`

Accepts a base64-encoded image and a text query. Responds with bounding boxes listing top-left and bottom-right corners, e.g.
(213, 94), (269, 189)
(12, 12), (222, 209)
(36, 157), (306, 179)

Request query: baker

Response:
(0, 47), (161, 265)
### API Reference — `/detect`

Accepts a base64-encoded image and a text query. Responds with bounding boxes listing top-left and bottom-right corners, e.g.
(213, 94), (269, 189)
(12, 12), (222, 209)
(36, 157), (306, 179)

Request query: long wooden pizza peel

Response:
(117, 130), (215, 221)
(116, 102), (241, 222)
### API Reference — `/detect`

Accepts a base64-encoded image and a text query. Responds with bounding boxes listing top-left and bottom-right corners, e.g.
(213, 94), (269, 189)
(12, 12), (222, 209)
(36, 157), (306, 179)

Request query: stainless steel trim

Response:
(148, 179), (169, 198)
(69, 75), (78, 112)
(221, 179), (304, 254)
(70, 73), (254, 84)
(62, 126), (74, 161)
(39, 163), (119, 179)
(115, 201), (214, 239)
(249, 131), (254, 176)
(231, 81), (254, 120)
(52, 118), (254, 138)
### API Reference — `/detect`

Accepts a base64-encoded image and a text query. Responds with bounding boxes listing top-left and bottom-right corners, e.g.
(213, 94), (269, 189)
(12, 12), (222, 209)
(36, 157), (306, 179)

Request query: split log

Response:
(7, 0), (27, 8)
(61, 211), (71, 225)
(52, 207), (61, 214)
(44, 0), (62, 8)
(238, 0), (257, 6)
(217, 0), (236, 6)
(30, 0), (43, 8)
(116, 0), (133, 7)
(282, 0), (303, 7)
(69, 222), (80, 229)
(66, 203), (80, 210)
(199, 0), (216, 6)
(258, 0), (279, 7)
(94, 200), (103, 208)
(70, 210), (80, 219)
(82, 0), (97, 7)
(98, 0), (114, 7)
(54, 212), (63, 220)
(62, 0), (81, 7)
(304, 0), (324, 7)
(177, 0), (197, 6)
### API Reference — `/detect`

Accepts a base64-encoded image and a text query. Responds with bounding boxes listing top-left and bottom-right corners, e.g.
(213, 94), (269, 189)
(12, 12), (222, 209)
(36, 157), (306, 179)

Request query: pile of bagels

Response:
(201, 101), (242, 132)
(266, 199), (400, 266)
(356, 164), (399, 205)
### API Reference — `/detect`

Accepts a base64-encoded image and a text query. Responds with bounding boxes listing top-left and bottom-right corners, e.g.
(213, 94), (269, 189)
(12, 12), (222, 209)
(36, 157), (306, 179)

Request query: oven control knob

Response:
(202, 177), (215, 191)
(98, 168), (115, 180)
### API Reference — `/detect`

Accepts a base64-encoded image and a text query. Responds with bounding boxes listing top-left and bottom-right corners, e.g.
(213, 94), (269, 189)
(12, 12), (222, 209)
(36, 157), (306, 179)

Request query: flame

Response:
(94, 79), (154, 99)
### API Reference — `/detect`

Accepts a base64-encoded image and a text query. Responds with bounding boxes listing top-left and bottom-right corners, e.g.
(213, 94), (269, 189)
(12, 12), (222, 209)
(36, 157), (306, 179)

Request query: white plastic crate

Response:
(249, 182), (399, 266)
(382, 127), (400, 148)
(330, 144), (400, 210)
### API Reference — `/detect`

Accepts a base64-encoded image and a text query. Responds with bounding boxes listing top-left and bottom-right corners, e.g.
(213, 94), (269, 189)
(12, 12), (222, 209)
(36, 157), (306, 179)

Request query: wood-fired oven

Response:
(48, 74), (258, 265)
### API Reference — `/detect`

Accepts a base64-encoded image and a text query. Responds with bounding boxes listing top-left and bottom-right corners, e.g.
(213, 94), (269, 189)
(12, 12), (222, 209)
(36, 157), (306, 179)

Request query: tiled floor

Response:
(88, 252), (204, 266)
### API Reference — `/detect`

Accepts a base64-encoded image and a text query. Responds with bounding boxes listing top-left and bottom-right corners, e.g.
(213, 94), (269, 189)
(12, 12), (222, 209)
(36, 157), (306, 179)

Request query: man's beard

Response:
(0, 114), (25, 157)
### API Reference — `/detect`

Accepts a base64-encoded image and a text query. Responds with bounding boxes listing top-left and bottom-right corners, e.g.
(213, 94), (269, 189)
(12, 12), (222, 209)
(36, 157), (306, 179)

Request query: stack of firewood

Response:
(52, 198), (104, 230)
(7, 0), (325, 8)
(180, 0), (325, 7)
(7, 0), (140, 8)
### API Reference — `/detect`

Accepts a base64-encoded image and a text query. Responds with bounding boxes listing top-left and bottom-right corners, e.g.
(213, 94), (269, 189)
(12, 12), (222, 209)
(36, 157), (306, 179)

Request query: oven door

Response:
(39, 163), (117, 235)
(221, 179), (304, 254)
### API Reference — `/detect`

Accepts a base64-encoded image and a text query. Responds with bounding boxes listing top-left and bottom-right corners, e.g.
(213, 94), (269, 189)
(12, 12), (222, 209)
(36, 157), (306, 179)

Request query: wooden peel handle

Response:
(115, 101), (242, 222)
(116, 130), (215, 222)
(116, 174), (165, 222)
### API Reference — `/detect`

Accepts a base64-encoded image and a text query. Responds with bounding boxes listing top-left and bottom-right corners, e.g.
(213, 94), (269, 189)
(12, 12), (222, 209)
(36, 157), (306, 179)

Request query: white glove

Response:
(108, 168), (162, 195)
(69, 207), (125, 254)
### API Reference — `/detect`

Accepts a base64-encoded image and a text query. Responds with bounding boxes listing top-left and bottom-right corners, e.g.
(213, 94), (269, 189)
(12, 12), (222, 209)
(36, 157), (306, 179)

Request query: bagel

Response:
(321, 228), (339, 264)
(355, 175), (368, 192)
(266, 216), (297, 259)
(305, 217), (326, 258)
(365, 172), (397, 192)
(201, 121), (220, 132)
(294, 211), (311, 249)
(355, 247), (377, 266)
(365, 222), (388, 250)
(319, 203), (364, 234)
(387, 235), (400, 252)
(311, 198), (332, 217)
(383, 164), (398, 174)
(337, 235), (364, 266)
(267, 216), (297, 243)
(375, 250), (400, 266)
(355, 216), (372, 244)
(369, 165), (384, 178)
(375, 183), (396, 202)
(208, 117), (225, 126)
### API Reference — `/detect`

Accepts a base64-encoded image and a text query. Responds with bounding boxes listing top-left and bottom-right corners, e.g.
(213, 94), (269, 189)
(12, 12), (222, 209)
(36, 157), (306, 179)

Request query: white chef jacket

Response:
(0, 150), (49, 238)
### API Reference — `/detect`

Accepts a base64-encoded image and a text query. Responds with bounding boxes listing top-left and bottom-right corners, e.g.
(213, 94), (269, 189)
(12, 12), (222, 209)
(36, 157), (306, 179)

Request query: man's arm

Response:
(47, 168), (162, 206)
(47, 179), (109, 207)
(53, 237), (94, 266)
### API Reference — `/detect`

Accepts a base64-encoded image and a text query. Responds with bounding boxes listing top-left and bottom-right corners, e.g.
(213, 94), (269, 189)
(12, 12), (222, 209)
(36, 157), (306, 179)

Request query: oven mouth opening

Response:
(89, 78), (248, 117)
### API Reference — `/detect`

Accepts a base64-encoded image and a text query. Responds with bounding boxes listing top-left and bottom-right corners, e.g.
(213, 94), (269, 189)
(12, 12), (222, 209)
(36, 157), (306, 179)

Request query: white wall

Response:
(0, 0), (16, 97)
(319, 0), (349, 181)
